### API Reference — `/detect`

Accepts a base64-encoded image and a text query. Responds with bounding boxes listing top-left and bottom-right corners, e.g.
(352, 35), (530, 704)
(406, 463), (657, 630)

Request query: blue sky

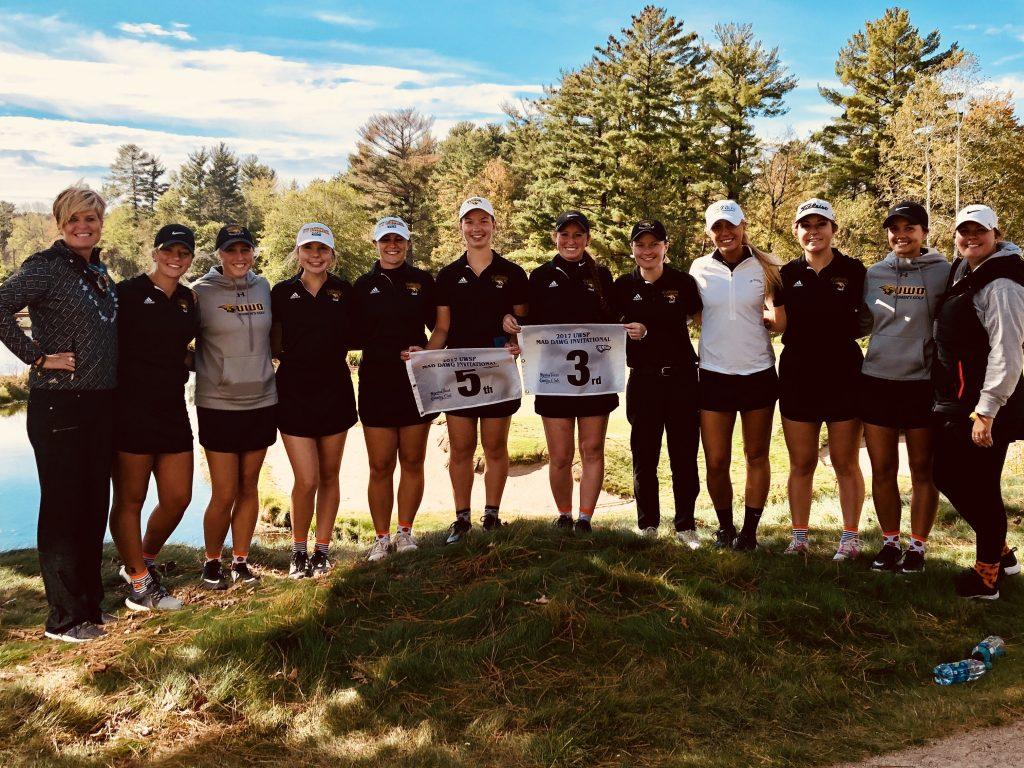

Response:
(1, 1), (1023, 206)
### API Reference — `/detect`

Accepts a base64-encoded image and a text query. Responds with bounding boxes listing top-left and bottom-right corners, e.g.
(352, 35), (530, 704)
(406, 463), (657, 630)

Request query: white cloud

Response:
(311, 12), (376, 29)
(0, 13), (540, 206)
(116, 22), (195, 42)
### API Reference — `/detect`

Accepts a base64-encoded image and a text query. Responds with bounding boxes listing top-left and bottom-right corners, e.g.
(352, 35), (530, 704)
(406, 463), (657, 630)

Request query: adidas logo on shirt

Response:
(793, 280), (803, 288)
(289, 292), (301, 300)
(548, 280), (558, 288)
(143, 297), (155, 304)
(369, 287), (380, 294)
(458, 277), (469, 284)
(632, 294), (643, 301)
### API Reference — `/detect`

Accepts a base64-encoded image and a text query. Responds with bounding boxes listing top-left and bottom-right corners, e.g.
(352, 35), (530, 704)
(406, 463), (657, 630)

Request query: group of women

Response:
(1, 186), (1022, 643)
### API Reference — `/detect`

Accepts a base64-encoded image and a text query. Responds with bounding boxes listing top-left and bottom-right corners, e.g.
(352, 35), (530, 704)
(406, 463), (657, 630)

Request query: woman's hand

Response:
(505, 342), (521, 357)
(624, 322), (647, 340)
(972, 413), (994, 448)
(400, 345), (423, 361)
(502, 314), (522, 334)
(40, 352), (75, 371)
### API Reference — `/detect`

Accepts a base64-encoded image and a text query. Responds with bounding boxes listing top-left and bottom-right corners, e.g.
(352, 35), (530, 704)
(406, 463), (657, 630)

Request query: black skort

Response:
(699, 366), (779, 413)
(534, 393), (618, 419)
(778, 347), (862, 424)
(197, 405), (277, 453)
(277, 371), (358, 438)
(358, 361), (435, 429)
(859, 374), (934, 430)
(114, 396), (193, 455)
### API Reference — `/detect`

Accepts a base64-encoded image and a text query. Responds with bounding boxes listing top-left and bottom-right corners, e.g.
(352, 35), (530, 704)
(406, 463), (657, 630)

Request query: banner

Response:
(405, 347), (522, 416)
(520, 324), (626, 396)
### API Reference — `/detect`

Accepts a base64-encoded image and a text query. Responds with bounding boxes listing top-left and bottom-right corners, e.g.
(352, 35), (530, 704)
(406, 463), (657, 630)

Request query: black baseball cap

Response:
(883, 201), (928, 230)
(154, 224), (195, 253)
(630, 219), (668, 242)
(215, 224), (256, 250)
(555, 210), (590, 233)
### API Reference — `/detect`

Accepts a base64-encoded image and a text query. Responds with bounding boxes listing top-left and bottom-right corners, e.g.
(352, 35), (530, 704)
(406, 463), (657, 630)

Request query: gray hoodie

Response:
(192, 266), (277, 410)
(862, 248), (951, 381)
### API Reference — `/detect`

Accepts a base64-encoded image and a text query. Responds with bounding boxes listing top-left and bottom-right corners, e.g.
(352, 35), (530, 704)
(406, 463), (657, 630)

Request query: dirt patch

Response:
(833, 719), (1024, 768)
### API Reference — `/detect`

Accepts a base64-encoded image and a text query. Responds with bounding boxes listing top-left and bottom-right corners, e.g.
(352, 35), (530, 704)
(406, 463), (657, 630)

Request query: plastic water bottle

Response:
(971, 636), (1006, 669)
(933, 658), (987, 685)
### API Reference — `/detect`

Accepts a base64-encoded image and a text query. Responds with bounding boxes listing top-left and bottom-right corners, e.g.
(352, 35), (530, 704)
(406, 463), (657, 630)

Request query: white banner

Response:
(405, 347), (522, 415)
(520, 324), (626, 396)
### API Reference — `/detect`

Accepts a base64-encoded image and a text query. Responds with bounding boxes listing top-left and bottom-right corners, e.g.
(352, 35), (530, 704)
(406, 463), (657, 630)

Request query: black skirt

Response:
(778, 346), (862, 424)
(446, 398), (522, 420)
(358, 361), (435, 428)
(114, 395), (193, 455)
(534, 393), (618, 419)
(277, 370), (358, 438)
(859, 374), (934, 430)
(197, 405), (278, 453)
(698, 366), (779, 413)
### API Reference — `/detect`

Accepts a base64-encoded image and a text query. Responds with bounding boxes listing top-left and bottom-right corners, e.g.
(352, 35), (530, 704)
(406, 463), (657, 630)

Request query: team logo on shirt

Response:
(289, 292), (301, 300)
(548, 280), (558, 288)
(632, 293), (643, 301)
(661, 289), (679, 304)
(582, 278), (596, 292)
(792, 280), (804, 288)
(218, 303), (265, 314)
(177, 297), (190, 313)
(405, 282), (421, 295)
(830, 277), (848, 293)
(880, 284), (925, 298)
(327, 288), (343, 302)
(369, 287), (381, 295)
(491, 274), (508, 288)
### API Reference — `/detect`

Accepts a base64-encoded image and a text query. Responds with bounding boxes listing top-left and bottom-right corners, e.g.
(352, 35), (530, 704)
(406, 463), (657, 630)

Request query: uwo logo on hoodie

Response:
(218, 302), (265, 314)
(879, 284), (926, 298)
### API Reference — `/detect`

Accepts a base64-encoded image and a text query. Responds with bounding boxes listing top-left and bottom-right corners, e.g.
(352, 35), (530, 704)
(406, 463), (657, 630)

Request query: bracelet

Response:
(31, 353), (45, 368)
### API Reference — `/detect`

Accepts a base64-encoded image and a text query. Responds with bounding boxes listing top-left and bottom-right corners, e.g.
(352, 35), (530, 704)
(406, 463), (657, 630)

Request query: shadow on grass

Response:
(4, 523), (1024, 767)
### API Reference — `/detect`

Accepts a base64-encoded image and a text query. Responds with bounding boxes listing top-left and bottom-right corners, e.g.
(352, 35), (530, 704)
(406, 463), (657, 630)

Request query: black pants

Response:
(933, 417), (1010, 565)
(626, 369), (700, 531)
(27, 389), (114, 633)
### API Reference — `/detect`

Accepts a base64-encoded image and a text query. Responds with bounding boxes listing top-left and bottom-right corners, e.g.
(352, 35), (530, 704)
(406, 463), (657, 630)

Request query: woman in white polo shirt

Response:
(690, 200), (784, 550)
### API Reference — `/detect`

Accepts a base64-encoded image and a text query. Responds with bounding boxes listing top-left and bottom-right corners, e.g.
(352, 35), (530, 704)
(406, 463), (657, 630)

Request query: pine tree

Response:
(814, 7), (960, 198)
(206, 142), (246, 224)
(702, 23), (796, 201)
(173, 148), (211, 226)
(104, 144), (168, 222)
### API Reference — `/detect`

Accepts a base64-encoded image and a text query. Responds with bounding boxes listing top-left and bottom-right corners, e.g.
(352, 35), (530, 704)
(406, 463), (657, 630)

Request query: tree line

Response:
(2, 5), (1021, 283)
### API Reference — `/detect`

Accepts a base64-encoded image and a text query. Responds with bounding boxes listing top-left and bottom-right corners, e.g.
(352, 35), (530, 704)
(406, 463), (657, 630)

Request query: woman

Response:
(110, 225), (198, 611)
(689, 200), (784, 550)
(271, 223), (357, 578)
(778, 200), (866, 559)
(353, 217), (436, 563)
(612, 220), (701, 543)
(429, 197), (528, 544)
(0, 185), (117, 642)
(932, 204), (1024, 599)
(505, 211), (631, 532)
(193, 224), (276, 589)
(861, 201), (949, 574)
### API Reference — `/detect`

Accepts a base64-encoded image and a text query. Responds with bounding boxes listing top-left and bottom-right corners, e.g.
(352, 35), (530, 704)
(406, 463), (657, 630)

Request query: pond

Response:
(0, 346), (218, 553)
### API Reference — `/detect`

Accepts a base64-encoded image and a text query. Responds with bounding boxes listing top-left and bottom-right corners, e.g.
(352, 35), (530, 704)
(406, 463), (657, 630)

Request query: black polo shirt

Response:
(271, 272), (354, 386)
(435, 251), (528, 349)
(351, 261), (436, 365)
(612, 265), (702, 369)
(526, 255), (616, 325)
(116, 274), (198, 400)
(779, 249), (865, 352)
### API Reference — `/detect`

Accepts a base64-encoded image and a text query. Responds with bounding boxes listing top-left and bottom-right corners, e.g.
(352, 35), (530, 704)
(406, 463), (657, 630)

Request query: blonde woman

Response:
(689, 200), (784, 551)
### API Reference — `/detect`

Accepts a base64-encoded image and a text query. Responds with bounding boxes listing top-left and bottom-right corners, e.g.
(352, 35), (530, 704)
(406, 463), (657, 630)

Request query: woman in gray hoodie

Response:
(861, 202), (950, 575)
(193, 225), (277, 590)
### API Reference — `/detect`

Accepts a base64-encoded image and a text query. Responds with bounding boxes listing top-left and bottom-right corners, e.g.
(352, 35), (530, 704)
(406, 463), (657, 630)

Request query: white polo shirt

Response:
(689, 249), (776, 375)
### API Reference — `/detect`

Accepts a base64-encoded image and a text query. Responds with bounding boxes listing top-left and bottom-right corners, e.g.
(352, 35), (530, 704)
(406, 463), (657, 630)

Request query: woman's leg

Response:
(312, 431), (347, 545)
(701, 410), (738, 535)
(364, 426), (399, 535)
(281, 433), (320, 544)
(577, 415), (610, 516)
(479, 417), (512, 509)
(229, 448), (268, 560)
(202, 449), (240, 559)
(826, 419), (865, 533)
(142, 452), (193, 562)
(446, 415), (478, 512)
(781, 418), (820, 531)
(396, 423), (431, 530)
(110, 452), (156, 577)
(863, 424), (901, 535)
(736, 405), (774, 543)
(905, 426), (939, 546)
(543, 417), (576, 514)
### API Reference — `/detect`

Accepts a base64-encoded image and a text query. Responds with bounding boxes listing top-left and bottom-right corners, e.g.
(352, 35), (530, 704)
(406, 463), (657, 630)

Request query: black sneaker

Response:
(870, 544), (903, 572)
(481, 514), (506, 532)
(44, 621), (106, 643)
(553, 514), (574, 530)
(1002, 547), (1021, 576)
(201, 559), (228, 590)
(731, 530), (758, 551)
(230, 561), (260, 585)
(899, 549), (925, 574)
(288, 551), (310, 580)
(954, 567), (999, 600)
(308, 550), (333, 576)
(574, 518), (593, 534)
(713, 527), (737, 548)
(446, 518), (472, 545)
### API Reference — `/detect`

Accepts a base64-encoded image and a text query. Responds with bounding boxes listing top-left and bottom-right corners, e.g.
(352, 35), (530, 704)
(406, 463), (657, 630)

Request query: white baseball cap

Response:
(705, 200), (745, 228)
(955, 204), (998, 231)
(459, 196), (495, 220)
(794, 198), (836, 224)
(373, 216), (411, 242)
(296, 222), (335, 250)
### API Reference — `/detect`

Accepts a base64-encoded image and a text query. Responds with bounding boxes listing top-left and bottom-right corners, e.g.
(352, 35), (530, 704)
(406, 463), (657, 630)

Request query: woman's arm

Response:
(764, 304), (787, 334)
(0, 255), (51, 364)
(975, 281), (1024, 420)
(270, 321), (283, 360)
(424, 306), (450, 351)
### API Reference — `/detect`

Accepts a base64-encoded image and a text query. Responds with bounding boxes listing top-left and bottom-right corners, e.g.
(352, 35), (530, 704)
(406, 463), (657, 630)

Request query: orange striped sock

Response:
(974, 561), (1000, 589)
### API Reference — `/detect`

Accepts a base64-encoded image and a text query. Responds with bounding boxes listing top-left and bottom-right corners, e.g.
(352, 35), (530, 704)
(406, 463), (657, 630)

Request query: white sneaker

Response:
(394, 530), (419, 553)
(367, 538), (391, 563)
(675, 529), (701, 550)
(833, 538), (862, 561)
(640, 526), (659, 539)
(784, 540), (809, 555)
